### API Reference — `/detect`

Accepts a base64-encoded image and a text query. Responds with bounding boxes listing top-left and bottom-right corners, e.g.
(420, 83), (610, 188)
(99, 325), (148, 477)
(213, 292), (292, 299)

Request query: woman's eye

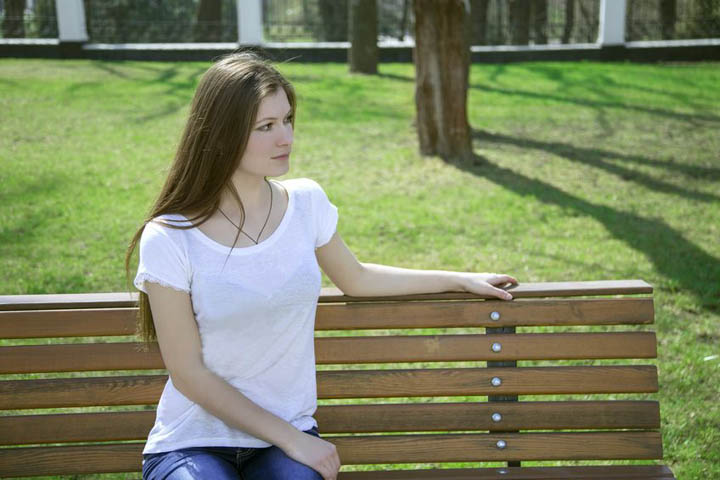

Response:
(258, 116), (292, 131)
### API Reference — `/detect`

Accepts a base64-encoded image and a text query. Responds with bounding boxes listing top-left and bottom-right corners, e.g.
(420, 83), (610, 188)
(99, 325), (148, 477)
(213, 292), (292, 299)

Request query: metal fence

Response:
(83, 0), (238, 43)
(1, 0), (718, 43)
(479, 0), (599, 45)
(0, 0), (57, 39)
(262, 0), (413, 43)
(261, 0), (599, 45)
(627, 0), (720, 40)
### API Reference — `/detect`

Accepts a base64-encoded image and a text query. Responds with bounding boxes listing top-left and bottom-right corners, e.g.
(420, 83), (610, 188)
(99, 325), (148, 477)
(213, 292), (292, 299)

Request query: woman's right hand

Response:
(282, 431), (341, 480)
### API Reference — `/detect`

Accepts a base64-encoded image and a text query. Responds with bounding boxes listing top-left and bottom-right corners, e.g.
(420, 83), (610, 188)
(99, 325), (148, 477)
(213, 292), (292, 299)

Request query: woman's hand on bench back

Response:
(457, 272), (518, 300)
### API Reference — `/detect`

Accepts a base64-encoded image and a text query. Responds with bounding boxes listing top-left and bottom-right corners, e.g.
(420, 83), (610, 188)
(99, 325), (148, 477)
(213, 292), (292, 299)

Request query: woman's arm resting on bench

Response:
(316, 230), (517, 300)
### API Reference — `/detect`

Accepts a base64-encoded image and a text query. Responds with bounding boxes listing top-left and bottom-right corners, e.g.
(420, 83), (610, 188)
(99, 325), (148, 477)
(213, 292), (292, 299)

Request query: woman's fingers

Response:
(320, 446), (340, 480)
(485, 274), (516, 300)
(326, 451), (341, 480)
(493, 286), (513, 300)
(284, 432), (340, 480)
(328, 445), (341, 479)
(460, 272), (518, 300)
(491, 274), (518, 286)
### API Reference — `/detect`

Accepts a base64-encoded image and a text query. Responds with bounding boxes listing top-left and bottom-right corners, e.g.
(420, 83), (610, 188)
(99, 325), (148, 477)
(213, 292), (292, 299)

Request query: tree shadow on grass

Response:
(456, 150), (719, 312)
(470, 81), (720, 127)
(82, 61), (206, 124)
(378, 68), (720, 125)
(524, 64), (715, 114)
(0, 77), (19, 87)
(473, 129), (720, 203)
(377, 72), (414, 83)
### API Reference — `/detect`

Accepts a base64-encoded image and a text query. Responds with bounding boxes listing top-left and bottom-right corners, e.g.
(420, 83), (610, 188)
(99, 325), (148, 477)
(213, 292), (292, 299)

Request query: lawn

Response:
(1, 58), (718, 479)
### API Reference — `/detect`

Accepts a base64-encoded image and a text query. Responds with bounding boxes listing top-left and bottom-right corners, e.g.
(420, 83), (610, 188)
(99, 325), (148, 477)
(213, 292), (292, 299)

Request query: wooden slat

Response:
(0, 443), (145, 477)
(0, 343), (164, 374)
(0, 280), (653, 311)
(483, 280), (653, 299)
(315, 401), (661, 433)
(0, 332), (657, 373)
(0, 443), (673, 478)
(0, 366), (658, 410)
(317, 297), (655, 330)
(0, 308), (136, 338)
(0, 292), (141, 311)
(317, 366), (659, 398)
(338, 465), (676, 479)
(0, 401), (661, 445)
(330, 432), (664, 463)
(0, 375), (167, 410)
(0, 297), (655, 339)
(321, 280), (652, 307)
(0, 411), (156, 445)
(315, 332), (657, 364)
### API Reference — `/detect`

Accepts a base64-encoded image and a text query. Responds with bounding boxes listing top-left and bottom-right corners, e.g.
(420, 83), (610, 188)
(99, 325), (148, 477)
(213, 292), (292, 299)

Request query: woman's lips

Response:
(272, 154), (290, 160)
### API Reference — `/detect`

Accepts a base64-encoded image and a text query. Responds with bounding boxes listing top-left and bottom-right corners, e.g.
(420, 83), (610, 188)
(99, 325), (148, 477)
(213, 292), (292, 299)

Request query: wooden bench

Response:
(0, 280), (676, 479)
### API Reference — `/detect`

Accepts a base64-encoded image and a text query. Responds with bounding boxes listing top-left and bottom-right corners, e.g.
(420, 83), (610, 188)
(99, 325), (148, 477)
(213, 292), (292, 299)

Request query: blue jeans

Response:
(142, 426), (323, 480)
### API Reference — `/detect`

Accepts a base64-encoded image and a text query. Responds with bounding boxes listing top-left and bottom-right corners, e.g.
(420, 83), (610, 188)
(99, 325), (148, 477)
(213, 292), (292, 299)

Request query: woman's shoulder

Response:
(142, 214), (194, 243)
(281, 177), (327, 196)
(148, 213), (193, 229)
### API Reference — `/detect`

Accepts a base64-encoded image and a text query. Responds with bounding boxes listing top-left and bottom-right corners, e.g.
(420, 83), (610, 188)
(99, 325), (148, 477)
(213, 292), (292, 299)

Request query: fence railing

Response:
(626, 0), (720, 41)
(1, 0), (718, 45)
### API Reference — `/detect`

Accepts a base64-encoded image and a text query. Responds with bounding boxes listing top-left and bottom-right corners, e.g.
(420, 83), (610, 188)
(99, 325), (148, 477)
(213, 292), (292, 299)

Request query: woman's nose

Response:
(278, 123), (293, 146)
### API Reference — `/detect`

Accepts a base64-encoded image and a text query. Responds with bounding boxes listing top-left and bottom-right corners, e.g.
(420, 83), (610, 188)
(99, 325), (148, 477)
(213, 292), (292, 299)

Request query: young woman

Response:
(125, 51), (517, 480)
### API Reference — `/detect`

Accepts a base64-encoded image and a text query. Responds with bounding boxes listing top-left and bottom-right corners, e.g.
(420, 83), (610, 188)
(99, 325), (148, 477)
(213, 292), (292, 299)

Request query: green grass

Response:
(1, 58), (719, 479)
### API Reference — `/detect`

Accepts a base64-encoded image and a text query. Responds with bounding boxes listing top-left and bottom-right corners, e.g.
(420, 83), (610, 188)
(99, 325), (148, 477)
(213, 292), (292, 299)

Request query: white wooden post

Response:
(55, 0), (88, 42)
(598, 0), (626, 46)
(237, 0), (264, 45)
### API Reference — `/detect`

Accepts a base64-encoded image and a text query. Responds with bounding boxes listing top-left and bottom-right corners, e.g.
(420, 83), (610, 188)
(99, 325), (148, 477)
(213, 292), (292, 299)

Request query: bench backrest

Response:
(0, 280), (663, 477)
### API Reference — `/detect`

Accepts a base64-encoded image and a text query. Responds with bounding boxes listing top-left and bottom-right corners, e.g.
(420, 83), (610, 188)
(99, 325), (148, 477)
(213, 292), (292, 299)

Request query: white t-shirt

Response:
(133, 177), (338, 454)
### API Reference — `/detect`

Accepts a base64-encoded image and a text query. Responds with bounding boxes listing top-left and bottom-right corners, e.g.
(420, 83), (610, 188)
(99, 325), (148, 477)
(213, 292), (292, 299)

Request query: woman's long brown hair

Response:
(124, 51), (296, 346)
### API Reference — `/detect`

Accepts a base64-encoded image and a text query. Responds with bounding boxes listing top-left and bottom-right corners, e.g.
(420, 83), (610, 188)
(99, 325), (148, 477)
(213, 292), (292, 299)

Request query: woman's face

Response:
(238, 88), (293, 178)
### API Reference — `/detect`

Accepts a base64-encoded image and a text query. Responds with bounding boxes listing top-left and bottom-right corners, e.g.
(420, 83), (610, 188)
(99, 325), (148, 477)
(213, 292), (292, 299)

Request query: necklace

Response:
(217, 178), (273, 245)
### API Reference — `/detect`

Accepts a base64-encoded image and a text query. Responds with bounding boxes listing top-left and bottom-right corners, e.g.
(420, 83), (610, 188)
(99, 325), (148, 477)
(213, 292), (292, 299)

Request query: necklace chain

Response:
(217, 178), (273, 245)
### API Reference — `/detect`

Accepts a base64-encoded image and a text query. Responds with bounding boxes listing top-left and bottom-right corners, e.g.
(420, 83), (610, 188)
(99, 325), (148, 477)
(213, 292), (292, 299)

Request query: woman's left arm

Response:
(315, 231), (518, 301)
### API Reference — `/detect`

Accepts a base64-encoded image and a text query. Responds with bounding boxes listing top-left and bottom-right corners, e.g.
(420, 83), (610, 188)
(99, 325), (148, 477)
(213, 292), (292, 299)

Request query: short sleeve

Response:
(310, 180), (339, 248)
(133, 220), (191, 294)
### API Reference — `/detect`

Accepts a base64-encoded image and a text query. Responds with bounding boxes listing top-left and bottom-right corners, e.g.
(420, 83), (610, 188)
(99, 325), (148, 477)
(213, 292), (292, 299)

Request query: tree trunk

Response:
(509, 0), (530, 45)
(2, 0), (26, 38)
(532, 0), (548, 44)
(413, 0), (472, 162)
(562, 0), (575, 44)
(660, 0), (676, 39)
(194, 0), (222, 42)
(349, 0), (378, 74)
(470, 0), (490, 45)
(318, 0), (348, 41)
